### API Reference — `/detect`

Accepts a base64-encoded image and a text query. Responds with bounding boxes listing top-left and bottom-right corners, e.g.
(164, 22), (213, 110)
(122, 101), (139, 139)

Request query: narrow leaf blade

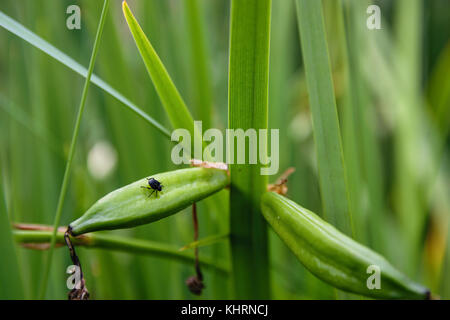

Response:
(295, 0), (353, 235)
(122, 1), (198, 142)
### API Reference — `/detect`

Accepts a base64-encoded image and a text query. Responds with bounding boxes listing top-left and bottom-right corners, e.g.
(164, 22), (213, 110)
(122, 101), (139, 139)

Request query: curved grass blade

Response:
(39, 0), (110, 299)
(123, 1), (229, 299)
(0, 10), (171, 139)
(122, 1), (201, 150)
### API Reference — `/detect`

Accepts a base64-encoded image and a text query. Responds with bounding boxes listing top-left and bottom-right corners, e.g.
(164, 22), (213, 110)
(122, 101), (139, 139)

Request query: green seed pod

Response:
(69, 168), (229, 236)
(261, 192), (430, 299)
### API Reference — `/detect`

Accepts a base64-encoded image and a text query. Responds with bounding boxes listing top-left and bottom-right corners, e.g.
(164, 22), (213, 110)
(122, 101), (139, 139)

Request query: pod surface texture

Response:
(70, 168), (229, 235)
(261, 192), (429, 299)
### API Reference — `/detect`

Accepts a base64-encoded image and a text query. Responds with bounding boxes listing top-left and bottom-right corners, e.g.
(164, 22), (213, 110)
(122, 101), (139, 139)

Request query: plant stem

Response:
(228, 0), (272, 299)
(14, 229), (228, 275)
(192, 203), (202, 280)
(39, 0), (110, 299)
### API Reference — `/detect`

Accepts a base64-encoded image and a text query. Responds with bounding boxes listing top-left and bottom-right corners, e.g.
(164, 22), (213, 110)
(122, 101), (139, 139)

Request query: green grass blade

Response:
(0, 168), (23, 299)
(13, 229), (228, 275)
(333, 0), (367, 244)
(295, 0), (353, 236)
(39, 0), (110, 299)
(122, 1), (200, 147)
(296, 0), (356, 299)
(393, 0), (425, 272)
(228, 0), (272, 299)
(184, 0), (213, 130)
(343, 0), (387, 254)
(0, 10), (171, 139)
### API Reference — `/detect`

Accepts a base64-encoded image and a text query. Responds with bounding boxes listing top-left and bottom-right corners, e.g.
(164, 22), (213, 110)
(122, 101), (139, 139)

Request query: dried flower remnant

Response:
(268, 167), (295, 195)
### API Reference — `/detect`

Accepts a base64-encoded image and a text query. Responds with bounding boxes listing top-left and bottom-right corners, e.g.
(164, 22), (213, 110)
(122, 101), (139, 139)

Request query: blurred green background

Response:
(0, 0), (449, 299)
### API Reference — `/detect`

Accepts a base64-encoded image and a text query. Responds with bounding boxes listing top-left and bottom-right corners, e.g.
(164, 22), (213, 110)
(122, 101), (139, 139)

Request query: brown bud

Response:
(68, 280), (90, 300)
(185, 275), (205, 296)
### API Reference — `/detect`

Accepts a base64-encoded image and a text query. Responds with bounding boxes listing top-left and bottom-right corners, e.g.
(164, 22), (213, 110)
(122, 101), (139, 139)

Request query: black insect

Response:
(141, 177), (163, 198)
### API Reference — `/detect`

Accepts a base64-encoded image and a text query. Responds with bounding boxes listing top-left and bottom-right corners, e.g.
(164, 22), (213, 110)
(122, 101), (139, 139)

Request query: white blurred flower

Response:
(87, 141), (117, 180)
(288, 111), (312, 142)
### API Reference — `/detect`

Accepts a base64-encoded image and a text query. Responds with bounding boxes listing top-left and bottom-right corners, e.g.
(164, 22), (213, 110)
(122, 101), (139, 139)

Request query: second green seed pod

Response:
(69, 167), (229, 236)
(261, 192), (430, 299)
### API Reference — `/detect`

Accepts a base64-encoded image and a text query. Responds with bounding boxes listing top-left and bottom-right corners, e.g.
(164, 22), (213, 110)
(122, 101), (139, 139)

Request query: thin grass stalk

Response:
(83, 0), (153, 179)
(39, 0), (110, 299)
(82, 1), (146, 298)
(13, 229), (228, 275)
(228, 0), (272, 299)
